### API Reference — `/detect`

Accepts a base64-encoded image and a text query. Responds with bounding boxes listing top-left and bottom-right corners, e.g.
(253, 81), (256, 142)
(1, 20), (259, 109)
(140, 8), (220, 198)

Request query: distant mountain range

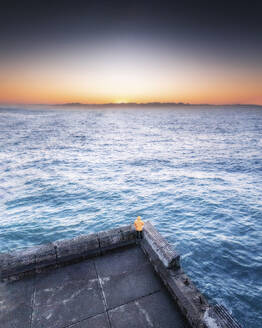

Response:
(1, 102), (261, 108)
(57, 102), (261, 108)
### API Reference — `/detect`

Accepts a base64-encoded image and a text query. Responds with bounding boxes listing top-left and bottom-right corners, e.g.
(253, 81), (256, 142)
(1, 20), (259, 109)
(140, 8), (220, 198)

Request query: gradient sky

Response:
(1, 0), (262, 105)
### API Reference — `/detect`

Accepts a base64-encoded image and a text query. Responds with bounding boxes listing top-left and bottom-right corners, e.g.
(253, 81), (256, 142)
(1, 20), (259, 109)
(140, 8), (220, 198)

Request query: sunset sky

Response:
(1, 0), (262, 105)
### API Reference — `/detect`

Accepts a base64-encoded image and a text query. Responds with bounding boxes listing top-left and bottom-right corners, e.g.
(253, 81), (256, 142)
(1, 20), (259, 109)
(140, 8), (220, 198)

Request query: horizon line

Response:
(1, 101), (262, 107)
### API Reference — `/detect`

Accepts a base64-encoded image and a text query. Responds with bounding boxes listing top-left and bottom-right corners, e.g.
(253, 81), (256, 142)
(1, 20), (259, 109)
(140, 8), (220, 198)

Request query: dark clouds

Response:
(1, 0), (262, 60)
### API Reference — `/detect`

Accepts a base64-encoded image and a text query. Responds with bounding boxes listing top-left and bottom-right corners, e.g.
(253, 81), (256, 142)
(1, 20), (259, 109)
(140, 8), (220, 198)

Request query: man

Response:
(134, 216), (144, 239)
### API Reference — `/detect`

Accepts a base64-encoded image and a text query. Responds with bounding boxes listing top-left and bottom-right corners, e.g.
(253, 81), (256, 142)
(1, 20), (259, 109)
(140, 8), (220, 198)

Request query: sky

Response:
(0, 0), (262, 105)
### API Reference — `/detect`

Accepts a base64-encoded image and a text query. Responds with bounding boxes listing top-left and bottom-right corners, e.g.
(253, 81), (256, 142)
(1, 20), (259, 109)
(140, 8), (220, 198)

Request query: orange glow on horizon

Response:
(1, 81), (261, 106)
(1, 45), (262, 106)
(1, 79), (262, 106)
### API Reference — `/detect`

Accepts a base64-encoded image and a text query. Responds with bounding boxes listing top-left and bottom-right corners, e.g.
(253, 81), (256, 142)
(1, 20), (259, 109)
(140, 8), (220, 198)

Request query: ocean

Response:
(0, 105), (261, 327)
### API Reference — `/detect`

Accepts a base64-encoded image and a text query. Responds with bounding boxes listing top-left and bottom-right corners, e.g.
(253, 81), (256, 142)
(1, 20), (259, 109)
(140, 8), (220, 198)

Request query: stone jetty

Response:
(0, 221), (241, 328)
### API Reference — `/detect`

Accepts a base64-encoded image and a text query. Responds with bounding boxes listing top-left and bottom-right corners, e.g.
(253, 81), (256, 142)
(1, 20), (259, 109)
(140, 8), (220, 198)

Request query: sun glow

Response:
(0, 42), (262, 105)
(114, 99), (129, 104)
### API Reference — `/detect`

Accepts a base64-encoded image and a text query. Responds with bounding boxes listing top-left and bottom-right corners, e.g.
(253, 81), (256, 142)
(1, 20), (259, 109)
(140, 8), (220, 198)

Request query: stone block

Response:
(158, 243), (180, 269)
(0, 247), (36, 279)
(120, 224), (136, 244)
(54, 233), (99, 264)
(35, 243), (57, 270)
(162, 272), (208, 327)
(140, 237), (160, 266)
(142, 221), (180, 269)
(0, 253), (11, 280)
(203, 305), (242, 328)
(98, 227), (123, 251)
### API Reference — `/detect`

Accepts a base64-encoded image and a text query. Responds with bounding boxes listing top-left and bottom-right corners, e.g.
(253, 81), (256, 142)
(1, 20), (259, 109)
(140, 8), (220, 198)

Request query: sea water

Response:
(0, 105), (261, 327)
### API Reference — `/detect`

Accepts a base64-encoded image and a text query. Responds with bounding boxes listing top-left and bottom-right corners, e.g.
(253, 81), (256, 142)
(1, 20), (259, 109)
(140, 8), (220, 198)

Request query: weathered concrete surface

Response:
(72, 313), (110, 327)
(0, 222), (242, 328)
(98, 225), (136, 253)
(203, 305), (242, 328)
(109, 290), (187, 328)
(95, 247), (162, 309)
(0, 277), (34, 328)
(142, 221), (180, 269)
(141, 226), (209, 327)
(0, 225), (137, 281)
(54, 233), (100, 264)
(0, 244), (189, 328)
(35, 243), (56, 271)
(0, 247), (37, 279)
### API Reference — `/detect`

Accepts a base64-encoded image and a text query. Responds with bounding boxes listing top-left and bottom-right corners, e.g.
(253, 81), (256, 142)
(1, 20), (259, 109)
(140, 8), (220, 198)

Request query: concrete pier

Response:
(0, 222), (241, 328)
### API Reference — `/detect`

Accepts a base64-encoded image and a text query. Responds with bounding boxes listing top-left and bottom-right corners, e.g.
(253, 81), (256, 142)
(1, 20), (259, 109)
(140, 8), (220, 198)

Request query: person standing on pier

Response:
(134, 216), (144, 239)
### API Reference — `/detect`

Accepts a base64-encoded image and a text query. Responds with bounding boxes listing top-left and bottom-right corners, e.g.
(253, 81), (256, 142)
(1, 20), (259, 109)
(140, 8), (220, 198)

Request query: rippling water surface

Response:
(0, 105), (261, 326)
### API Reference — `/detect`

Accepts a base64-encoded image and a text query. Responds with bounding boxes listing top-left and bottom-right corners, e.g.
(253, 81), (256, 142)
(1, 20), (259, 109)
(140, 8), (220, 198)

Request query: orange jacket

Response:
(134, 216), (144, 231)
